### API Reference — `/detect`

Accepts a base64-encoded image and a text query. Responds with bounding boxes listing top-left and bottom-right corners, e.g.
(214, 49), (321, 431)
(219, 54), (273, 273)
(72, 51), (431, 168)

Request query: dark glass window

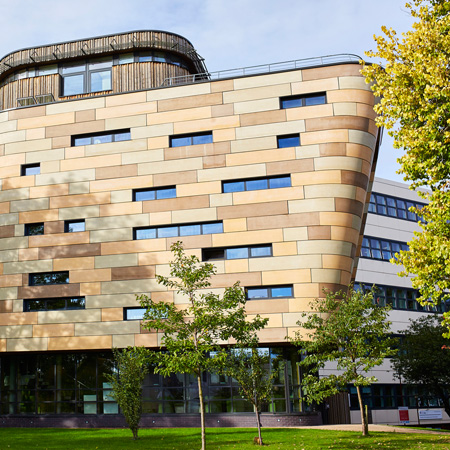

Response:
(29, 271), (69, 286)
(21, 163), (40, 176)
(134, 222), (223, 240)
(65, 220), (85, 233)
(72, 129), (130, 147)
(246, 285), (293, 300)
(222, 175), (291, 193)
(280, 93), (326, 109)
(203, 245), (272, 261)
(368, 192), (425, 222)
(277, 134), (300, 148)
(170, 132), (213, 147)
(133, 186), (176, 201)
(360, 236), (408, 261)
(25, 223), (44, 236)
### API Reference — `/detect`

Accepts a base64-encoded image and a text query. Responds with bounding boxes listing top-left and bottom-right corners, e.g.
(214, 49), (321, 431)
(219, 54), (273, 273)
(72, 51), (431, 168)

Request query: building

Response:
(0, 30), (381, 427)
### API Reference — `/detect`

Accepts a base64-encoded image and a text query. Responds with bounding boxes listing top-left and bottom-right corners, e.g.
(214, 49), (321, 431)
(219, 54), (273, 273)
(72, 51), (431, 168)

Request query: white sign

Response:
(419, 409), (443, 420)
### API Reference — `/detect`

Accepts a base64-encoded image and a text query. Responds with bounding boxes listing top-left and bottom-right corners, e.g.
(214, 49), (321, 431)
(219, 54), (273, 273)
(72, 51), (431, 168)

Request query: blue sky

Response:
(0, 0), (415, 183)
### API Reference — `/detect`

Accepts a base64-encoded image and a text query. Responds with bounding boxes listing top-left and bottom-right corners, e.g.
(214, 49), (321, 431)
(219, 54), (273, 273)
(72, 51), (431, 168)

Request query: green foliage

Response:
(393, 315), (450, 416)
(138, 241), (268, 450)
(105, 347), (150, 440)
(292, 287), (396, 436)
(362, 0), (450, 332)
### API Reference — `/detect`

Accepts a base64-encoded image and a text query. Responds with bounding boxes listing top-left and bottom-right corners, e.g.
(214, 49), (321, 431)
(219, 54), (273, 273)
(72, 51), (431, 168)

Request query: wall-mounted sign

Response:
(398, 406), (409, 423)
(419, 409), (442, 420)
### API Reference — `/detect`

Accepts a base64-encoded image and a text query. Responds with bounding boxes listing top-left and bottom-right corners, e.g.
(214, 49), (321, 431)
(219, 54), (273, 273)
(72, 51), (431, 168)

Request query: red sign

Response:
(398, 407), (409, 423)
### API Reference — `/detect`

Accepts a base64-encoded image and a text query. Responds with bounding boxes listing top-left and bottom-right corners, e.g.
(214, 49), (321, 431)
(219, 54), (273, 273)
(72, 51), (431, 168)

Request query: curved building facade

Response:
(0, 32), (380, 426)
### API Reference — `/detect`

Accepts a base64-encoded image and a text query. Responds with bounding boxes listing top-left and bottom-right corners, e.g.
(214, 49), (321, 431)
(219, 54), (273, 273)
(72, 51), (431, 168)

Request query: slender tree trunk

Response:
(255, 409), (263, 445)
(356, 385), (368, 436)
(198, 372), (206, 450)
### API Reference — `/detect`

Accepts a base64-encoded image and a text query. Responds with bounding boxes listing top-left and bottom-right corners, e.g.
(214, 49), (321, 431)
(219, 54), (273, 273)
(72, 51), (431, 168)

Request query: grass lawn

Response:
(0, 427), (449, 450)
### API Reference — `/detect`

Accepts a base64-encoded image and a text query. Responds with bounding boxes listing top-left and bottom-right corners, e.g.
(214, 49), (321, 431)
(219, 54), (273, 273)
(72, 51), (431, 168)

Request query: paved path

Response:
(299, 424), (449, 435)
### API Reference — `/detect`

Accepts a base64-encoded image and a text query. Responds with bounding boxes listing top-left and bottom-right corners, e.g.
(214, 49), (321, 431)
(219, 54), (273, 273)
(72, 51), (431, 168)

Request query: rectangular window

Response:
(124, 307), (146, 320)
(222, 175), (291, 193)
(29, 271), (69, 286)
(25, 223), (44, 236)
(24, 297), (85, 312)
(21, 163), (40, 176)
(170, 132), (213, 148)
(65, 220), (85, 233)
(72, 129), (130, 147)
(369, 192), (425, 222)
(280, 92), (326, 109)
(203, 244), (272, 261)
(133, 186), (176, 202)
(246, 285), (293, 300)
(277, 134), (300, 148)
(134, 221), (223, 240)
(360, 236), (408, 261)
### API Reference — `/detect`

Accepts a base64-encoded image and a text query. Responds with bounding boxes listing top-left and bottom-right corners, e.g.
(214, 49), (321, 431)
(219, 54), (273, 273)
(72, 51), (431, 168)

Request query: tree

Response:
(291, 287), (397, 436)
(105, 346), (150, 440)
(362, 0), (450, 333)
(225, 343), (275, 446)
(138, 241), (268, 450)
(392, 315), (450, 417)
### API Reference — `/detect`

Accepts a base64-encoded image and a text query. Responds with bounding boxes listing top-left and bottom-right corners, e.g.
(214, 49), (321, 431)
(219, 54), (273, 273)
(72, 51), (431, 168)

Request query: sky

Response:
(0, 0), (416, 183)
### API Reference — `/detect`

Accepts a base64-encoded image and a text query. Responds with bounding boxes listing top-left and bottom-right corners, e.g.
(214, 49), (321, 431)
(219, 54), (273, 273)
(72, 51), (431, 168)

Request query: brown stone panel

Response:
(0, 274), (22, 288)
(111, 266), (155, 281)
(319, 143), (347, 157)
(29, 232), (90, 248)
(322, 255), (354, 271)
(346, 143), (374, 162)
(8, 105), (46, 120)
(203, 154), (226, 169)
(209, 272), (262, 288)
(165, 234), (212, 250)
(302, 64), (361, 81)
(99, 202), (142, 217)
(266, 159), (314, 176)
(307, 226), (331, 240)
(0, 300), (13, 313)
(305, 116), (370, 133)
(341, 170), (369, 190)
(19, 248), (39, 261)
(70, 269), (111, 283)
(48, 335), (112, 351)
(52, 136), (71, 149)
(335, 198), (364, 218)
(157, 93), (223, 112)
(164, 142), (230, 160)
(240, 110), (286, 127)
(135, 334), (157, 347)
(218, 201), (288, 220)
(19, 284), (80, 299)
(245, 299), (289, 314)
(101, 308), (124, 321)
(330, 226), (360, 244)
(95, 164), (138, 180)
(153, 170), (197, 186)
(45, 120), (105, 138)
(45, 221), (65, 234)
(0, 312), (38, 326)
(75, 109), (96, 122)
(247, 212), (320, 231)
(142, 195), (210, 214)
(0, 202), (10, 214)
(50, 192), (111, 209)
(0, 339), (5, 352)
(19, 210), (59, 223)
(33, 323), (75, 337)
(39, 243), (101, 260)
(0, 225), (15, 238)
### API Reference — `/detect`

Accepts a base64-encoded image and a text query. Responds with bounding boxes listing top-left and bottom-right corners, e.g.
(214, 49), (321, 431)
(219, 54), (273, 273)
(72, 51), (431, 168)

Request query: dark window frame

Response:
(202, 244), (273, 261)
(133, 186), (177, 202)
(277, 134), (300, 148)
(360, 236), (408, 261)
(134, 221), (223, 240)
(29, 271), (70, 286)
(245, 285), (294, 300)
(368, 192), (425, 222)
(72, 129), (131, 147)
(64, 219), (86, 233)
(124, 307), (147, 320)
(24, 222), (44, 236)
(222, 175), (291, 193)
(21, 163), (40, 176)
(169, 131), (213, 148)
(280, 92), (327, 109)
(24, 297), (85, 312)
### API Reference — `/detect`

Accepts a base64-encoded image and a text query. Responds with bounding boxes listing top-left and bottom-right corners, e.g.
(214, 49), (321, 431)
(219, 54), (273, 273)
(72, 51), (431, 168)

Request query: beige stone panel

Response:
(210, 193), (232, 208)
(301, 129), (349, 146)
(176, 181), (221, 197)
(41, 160), (60, 174)
(198, 163), (266, 183)
(146, 135), (169, 150)
(100, 239), (166, 255)
(138, 157), (203, 175)
(285, 103), (334, 121)
(52, 135), (71, 148)
(138, 250), (172, 266)
(348, 129), (377, 149)
(80, 282), (101, 296)
(0, 324), (32, 339)
(90, 228), (132, 243)
(235, 71), (303, 90)
(113, 334), (136, 348)
(105, 114), (147, 130)
(131, 122), (173, 140)
(19, 248), (39, 261)
(0, 236), (27, 251)
(297, 240), (353, 256)
(291, 77), (339, 95)
(251, 254), (322, 272)
(26, 148), (65, 165)
(0, 214), (19, 227)
(0, 119), (17, 133)
(50, 192), (110, 209)
(0, 153), (25, 168)
(121, 149), (164, 165)
(0, 165), (20, 179)
(223, 218), (247, 233)
(101, 279), (161, 295)
(291, 170), (342, 186)
(288, 198), (335, 214)
(10, 198), (49, 213)
(223, 84), (291, 104)
(226, 147), (295, 167)
(90, 175), (154, 193)
(148, 82), (211, 102)
(84, 138), (148, 157)
(233, 187), (303, 207)
(65, 147), (85, 159)
(86, 214), (149, 231)
(171, 207), (217, 224)
(69, 182), (90, 195)
(339, 76), (372, 91)
(28, 232), (89, 248)
(0, 250), (19, 263)
(288, 297), (318, 312)
(38, 309), (101, 324)
(0, 287), (18, 301)
(212, 104), (234, 118)
(26, 128), (46, 140)
(75, 110), (95, 123)
(333, 102), (358, 116)
(245, 299), (289, 315)
(148, 106), (211, 125)
(135, 333), (158, 347)
(282, 313), (306, 328)
(212, 229), (283, 247)
(149, 211), (172, 225)
(173, 115), (240, 135)
(330, 226), (360, 243)
(233, 98), (280, 115)
(316, 156), (363, 173)
(99, 202), (142, 217)
(0, 273), (23, 287)
(0, 188), (29, 203)
(356, 103), (378, 120)
(223, 259), (249, 273)
(5, 138), (52, 155)
(7, 338), (48, 352)
(46, 97), (105, 114)
(60, 154), (122, 172)
(2, 176), (35, 190)
(48, 335), (111, 351)
(0, 130), (26, 145)
(322, 254), (354, 271)
(17, 112), (75, 130)
(33, 323), (75, 337)
(35, 169), (95, 186)
(210, 79), (234, 93)
(57, 205), (99, 221)
(327, 89), (375, 105)
(235, 120), (305, 140)
(75, 320), (139, 336)
(53, 257), (94, 271)
(304, 184), (356, 199)
(320, 211), (360, 228)
(97, 166), (137, 183)
(230, 136), (275, 154)
(311, 268), (342, 283)
(14, 224), (24, 236)
(272, 241), (298, 256)
(105, 91), (147, 107)
(212, 128), (235, 143)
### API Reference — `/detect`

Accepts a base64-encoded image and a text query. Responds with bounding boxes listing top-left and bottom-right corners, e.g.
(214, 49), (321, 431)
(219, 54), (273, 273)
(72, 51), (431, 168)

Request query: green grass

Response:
(0, 427), (449, 450)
